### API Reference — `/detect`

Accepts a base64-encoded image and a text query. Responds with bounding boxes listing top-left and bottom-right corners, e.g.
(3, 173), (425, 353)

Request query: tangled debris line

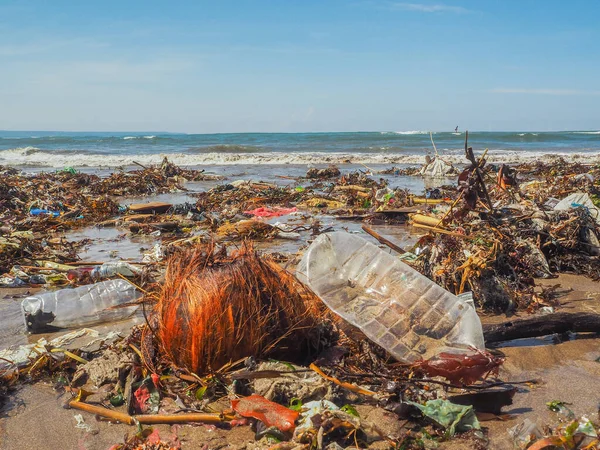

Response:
(407, 134), (600, 311)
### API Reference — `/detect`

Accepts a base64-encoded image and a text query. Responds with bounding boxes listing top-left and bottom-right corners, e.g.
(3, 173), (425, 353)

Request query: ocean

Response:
(1, 130), (600, 168)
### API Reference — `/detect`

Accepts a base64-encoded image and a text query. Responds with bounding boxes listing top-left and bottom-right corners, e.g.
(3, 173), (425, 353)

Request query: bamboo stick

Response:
(411, 197), (448, 205)
(411, 214), (444, 228)
(411, 223), (469, 238)
(69, 400), (229, 425)
(69, 401), (135, 424)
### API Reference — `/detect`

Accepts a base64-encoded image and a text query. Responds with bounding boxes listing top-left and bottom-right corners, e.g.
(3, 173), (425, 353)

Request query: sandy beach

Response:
(0, 156), (599, 449)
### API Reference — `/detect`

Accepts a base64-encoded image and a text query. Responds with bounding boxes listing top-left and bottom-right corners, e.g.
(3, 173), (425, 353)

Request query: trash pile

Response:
(0, 159), (214, 286)
(1, 236), (516, 449)
(2, 150), (600, 449)
(405, 142), (600, 311)
(0, 158), (216, 230)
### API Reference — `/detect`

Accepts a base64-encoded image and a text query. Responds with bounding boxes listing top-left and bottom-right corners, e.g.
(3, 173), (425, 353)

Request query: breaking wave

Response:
(1, 146), (599, 168)
(123, 135), (157, 140)
(187, 145), (265, 154)
(381, 131), (430, 135)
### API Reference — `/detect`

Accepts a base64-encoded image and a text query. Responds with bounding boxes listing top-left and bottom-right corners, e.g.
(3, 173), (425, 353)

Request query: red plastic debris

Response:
(231, 394), (299, 432)
(243, 207), (297, 217)
(133, 385), (151, 413)
(413, 349), (505, 385)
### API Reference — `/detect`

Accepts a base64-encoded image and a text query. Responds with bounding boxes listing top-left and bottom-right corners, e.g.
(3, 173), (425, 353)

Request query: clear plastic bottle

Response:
(296, 232), (484, 362)
(21, 279), (141, 332)
(91, 262), (142, 279)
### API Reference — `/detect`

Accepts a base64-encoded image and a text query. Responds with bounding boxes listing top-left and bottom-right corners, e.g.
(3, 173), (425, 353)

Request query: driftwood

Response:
(483, 312), (600, 344)
(362, 225), (406, 254)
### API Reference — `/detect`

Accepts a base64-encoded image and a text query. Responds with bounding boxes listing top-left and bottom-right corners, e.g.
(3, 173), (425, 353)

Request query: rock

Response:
(251, 361), (331, 404)
(355, 405), (409, 442)
(72, 348), (130, 387)
(325, 443), (346, 450)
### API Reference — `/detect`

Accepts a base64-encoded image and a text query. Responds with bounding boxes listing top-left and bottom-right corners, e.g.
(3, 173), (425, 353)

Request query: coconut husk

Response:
(155, 243), (327, 374)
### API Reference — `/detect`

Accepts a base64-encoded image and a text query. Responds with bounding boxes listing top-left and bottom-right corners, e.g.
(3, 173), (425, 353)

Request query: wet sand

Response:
(483, 274), (600, 449)
(2, 274), (599, 449)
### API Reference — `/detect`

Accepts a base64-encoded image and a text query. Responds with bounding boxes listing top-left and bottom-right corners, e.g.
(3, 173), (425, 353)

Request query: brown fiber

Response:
(155, 243), (325, 375)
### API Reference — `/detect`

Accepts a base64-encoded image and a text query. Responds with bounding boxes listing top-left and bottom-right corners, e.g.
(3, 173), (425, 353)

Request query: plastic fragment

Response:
(231, 394), (299, 432)
(243, 207), (298, 217)
(407, 399), (480, 436)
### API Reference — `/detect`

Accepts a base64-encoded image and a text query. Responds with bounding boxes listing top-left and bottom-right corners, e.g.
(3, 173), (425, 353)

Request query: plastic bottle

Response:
(296, 232), (484, 363)
(21, 279), (141, 332)
(91, 262), (142, 279)
(29, 208), (60, 217)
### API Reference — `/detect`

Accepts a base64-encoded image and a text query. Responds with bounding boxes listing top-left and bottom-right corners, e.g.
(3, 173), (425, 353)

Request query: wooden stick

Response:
(132, 161), (149, 170)
(483, 312), (600, 344)
(69, 400), (229, 425)
(362, 225), (406, 254)
(411, 223), (470, 238)
(464, 132), (494, 212)
(429, 131), (439, 157)
(434, 191), (464, 228)
(136, 413), (228, 425)
(309, 363), (376, 396)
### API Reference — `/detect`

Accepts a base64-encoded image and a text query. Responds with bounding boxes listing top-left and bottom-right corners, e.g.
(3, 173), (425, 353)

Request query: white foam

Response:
(123, 135), (156, 140)
(1, 147), (599, 168)
(573, 131), (600, 134)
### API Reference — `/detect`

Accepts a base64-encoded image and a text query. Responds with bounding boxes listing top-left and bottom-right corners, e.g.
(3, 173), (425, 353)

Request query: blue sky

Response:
(1, 0), (598, 132)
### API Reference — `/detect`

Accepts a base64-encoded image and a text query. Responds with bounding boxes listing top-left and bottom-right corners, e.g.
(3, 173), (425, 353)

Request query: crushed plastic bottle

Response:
(91, 262), (142, 279)
(21, 279), (141, 332)
(296, 232), (484, 362)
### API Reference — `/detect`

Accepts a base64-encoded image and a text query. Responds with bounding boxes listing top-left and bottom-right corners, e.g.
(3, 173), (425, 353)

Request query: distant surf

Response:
(0, 131), (599, 168)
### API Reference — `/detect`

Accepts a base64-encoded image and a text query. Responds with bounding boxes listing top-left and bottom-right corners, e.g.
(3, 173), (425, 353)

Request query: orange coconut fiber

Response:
(155, 243), (325, 375)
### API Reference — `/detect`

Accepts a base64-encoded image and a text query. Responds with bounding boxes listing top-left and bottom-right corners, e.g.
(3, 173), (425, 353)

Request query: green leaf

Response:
(289, 398), (303, 411)
(265, 434), (281, 444)
(195, 385), (207, 401)
(341, 404), (360, 417)
(110, 393), (125, 407)
(546, 400), (567, 412)
(546, 400), (574, 419)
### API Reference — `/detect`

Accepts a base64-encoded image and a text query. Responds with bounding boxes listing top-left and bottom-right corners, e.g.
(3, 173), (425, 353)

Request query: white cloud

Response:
(387, 2), (472, 13)
(491, 88), (600, 96)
